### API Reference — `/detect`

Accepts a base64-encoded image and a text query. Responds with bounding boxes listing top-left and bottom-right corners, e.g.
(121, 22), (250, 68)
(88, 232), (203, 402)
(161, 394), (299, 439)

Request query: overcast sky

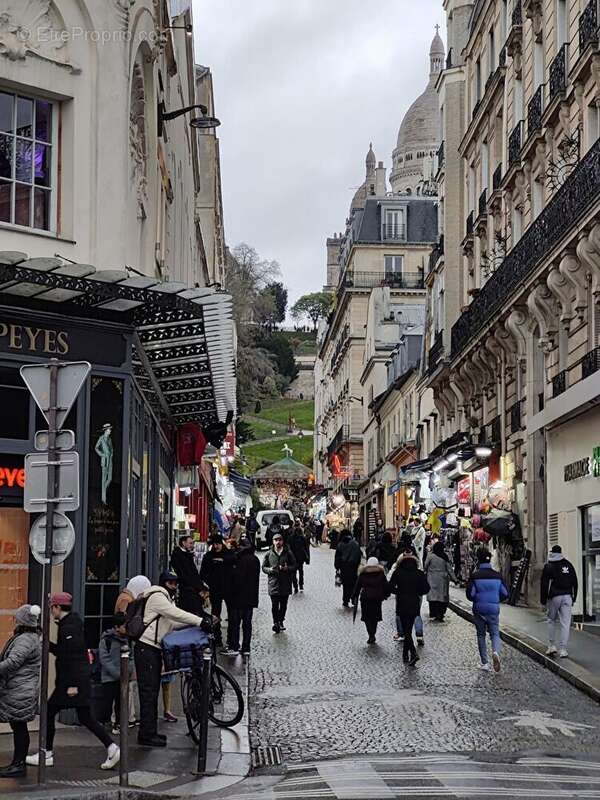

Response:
(195, 0), (443, 309)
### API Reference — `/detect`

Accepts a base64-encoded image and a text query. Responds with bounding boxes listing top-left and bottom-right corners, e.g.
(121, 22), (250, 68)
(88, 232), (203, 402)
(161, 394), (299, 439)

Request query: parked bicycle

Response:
(179, 632), (244, 743)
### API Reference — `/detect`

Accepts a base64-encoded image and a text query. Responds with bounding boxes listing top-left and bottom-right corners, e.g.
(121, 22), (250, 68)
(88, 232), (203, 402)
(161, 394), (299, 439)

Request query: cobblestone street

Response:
(248, 547), (600, 766)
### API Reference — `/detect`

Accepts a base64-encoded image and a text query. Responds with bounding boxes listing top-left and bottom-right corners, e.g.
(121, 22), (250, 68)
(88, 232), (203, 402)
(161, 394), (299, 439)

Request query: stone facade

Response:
(422, 0), (600, 607)
(0, 0), (222, 289)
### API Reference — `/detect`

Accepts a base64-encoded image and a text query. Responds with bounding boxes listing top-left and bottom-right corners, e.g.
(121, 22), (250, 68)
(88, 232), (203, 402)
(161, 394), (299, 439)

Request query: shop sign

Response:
(0, 456), (26, 499)
(344, 488), (358, 503)
(564, 457), (591, 482)
(0, 314), (128, 367)
(457, 476), (471, 505)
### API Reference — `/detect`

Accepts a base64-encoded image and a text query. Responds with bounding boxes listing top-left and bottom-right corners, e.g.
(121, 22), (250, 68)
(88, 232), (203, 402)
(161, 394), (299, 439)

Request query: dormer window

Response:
(382, 207), (406, 241)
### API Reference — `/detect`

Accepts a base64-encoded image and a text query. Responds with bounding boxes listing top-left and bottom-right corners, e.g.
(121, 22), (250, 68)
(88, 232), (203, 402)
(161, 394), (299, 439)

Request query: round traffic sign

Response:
(29, 512), (75, 566)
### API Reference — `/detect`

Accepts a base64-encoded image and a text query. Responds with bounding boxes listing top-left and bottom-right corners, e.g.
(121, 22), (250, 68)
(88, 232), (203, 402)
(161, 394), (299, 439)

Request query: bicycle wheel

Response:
(209, 664), (244, 728)
(181, 670), (204, 745)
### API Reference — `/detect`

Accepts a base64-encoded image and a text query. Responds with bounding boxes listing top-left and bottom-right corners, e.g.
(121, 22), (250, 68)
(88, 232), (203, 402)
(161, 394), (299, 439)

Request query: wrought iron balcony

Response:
(381, 224), (406, 241)
(492, 163), (503, 192)
(427, 330), (444, 375)
(490, 416), (501, 443)
(451, 136), (600, 359)
(580, 0), (599, 54)
(478, 189), (488, 217)
(527, 86), (544, 138)
(582, 345), (600, 378)
(549, 44), (568, 104)
(466, 210), (474, 237)
(552, 369), (567, 397)
(327, 424), (350, 458)
(510, 400), (522, 433)
(512, 0), (522, 26)
(437, 140), (445, 169)
(341, 271), (424, 290)
(509, 121), (524, 166)
(428, 236), (444, 273)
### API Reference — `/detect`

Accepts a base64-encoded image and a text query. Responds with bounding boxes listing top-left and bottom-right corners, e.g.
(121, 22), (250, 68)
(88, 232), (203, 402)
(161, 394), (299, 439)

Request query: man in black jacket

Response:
(227, 538), (260, 655)
(245, 509), (259, 547)
(26, 593), (119, 770)
(335, 530), (362, 607)
(541, 545), (578, 658)
(199, 534), (234, 646)
(170, 535), (204, 614)
(288, 521), (310, 593)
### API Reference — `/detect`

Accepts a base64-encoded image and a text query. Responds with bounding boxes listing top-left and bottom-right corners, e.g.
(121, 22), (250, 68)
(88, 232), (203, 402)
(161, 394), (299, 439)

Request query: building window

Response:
(586, 102), (600, 152)
(384, 255), (403, 275)
(488, 29), (495, 75)
(475, 58), (482, 103)
(512, 204), (523, 244)
(0, 90), (55, 232)
(382, 208), (405, 240)
(532, 178), (543, 219)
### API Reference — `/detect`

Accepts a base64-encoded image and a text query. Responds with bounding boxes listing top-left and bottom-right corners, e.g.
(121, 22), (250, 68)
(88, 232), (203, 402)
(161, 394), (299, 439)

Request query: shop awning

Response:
(0, 252), (236, 426)
(229, 469), (252, 497)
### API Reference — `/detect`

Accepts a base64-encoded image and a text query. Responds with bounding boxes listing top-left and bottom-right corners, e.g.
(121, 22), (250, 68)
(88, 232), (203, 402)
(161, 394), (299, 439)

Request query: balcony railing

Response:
(327, 424), (349, 458)
(580, 0), (599, 54)
(510, 400), (522, 433)
(512, 0), (522, 26)
(527, 85), (544, 137)
(428, 235), (444, 273)
(549, 44), (568, 104)
(428, 331), (444, 375)
(466, 210), (474, 237)
(342, 271), (424, 290)
(437, 140), (445, 169)
(552, 369), (567, 397)
(451, 136), (600, 359)
(490, 416), (501, 443)
(492, 163), (503, 192)
(478, 189), (488, 217)
(381, 224), (406, 241)
(509, 120), (524, 166)
(582, 345), (600, 378)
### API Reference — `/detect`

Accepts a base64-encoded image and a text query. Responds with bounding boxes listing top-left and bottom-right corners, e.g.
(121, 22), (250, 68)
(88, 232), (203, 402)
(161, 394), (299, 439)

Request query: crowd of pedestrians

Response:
(0, 509), (583, 780)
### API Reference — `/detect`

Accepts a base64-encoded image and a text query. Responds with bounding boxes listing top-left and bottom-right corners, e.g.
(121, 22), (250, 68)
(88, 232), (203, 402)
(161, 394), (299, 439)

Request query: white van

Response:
(255, 510), (294, 550)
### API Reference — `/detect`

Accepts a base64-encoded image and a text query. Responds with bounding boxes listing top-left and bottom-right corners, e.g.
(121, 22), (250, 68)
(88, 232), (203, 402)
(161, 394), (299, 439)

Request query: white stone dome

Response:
(390, 29), (444, 195)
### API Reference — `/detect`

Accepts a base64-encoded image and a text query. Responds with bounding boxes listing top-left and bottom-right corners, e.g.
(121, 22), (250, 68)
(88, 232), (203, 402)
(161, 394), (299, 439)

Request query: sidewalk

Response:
(0, 656), (250, 800)
(449, 585), (600, 702)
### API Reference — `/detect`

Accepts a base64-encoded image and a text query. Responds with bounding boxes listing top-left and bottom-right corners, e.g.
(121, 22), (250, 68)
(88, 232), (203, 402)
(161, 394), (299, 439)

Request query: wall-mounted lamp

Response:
(158, 101), (221, 137)
(164, 23), (193, 36)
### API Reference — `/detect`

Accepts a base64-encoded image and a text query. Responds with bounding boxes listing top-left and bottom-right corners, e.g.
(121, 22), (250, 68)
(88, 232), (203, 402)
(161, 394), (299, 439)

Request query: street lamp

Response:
(158, 102), (221, 137)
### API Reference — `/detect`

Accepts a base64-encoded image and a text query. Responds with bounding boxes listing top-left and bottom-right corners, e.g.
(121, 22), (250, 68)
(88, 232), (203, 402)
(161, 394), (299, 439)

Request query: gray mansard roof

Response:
(350, 195), (438, 244)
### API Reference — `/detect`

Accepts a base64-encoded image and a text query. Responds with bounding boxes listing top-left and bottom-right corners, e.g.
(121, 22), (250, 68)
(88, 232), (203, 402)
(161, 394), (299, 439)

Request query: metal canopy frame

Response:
(0, 252), (236, 426)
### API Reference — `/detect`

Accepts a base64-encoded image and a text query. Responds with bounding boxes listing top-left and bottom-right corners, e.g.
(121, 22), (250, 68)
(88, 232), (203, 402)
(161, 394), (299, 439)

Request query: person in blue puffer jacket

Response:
(466, 549), (508, 673)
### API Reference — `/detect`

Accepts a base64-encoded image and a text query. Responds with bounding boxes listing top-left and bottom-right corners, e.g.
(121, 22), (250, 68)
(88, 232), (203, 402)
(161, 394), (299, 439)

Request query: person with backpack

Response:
(129, 572), (207, 747)
(541, 544), (578, 658)
(114, 574), (150, 726)
(26, 593), (120, 771)
(467, 549), (509, 672)
(98, 613), (131, 734)
(334, 530), (362, 607)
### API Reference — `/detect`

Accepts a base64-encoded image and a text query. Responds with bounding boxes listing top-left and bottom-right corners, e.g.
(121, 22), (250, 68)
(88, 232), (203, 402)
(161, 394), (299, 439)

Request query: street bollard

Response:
(195, 650), (212, 775)
(119, 644), (130, 787)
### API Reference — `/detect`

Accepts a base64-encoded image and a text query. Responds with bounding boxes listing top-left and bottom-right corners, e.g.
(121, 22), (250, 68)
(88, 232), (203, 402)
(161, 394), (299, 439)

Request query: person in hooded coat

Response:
(288, 521), (310, 593)
(388, 551), (430, 665)
(424, 541), (457, 621)
(352, 557), (389, 644)
(334, 530), (362, 607)
(0, 604), (41, 778)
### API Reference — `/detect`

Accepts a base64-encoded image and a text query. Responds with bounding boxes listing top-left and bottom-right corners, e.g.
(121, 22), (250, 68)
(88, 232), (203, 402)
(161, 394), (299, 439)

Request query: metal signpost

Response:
(20, 359), (90, 786)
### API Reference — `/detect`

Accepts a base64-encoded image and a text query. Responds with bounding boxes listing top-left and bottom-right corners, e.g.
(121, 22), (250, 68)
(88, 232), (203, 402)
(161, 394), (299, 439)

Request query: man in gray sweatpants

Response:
(540, 545), (578, 658)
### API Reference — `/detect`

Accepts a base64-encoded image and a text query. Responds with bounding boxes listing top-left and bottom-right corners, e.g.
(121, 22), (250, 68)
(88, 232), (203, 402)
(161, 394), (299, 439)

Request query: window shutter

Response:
(548, 513), (559, 548)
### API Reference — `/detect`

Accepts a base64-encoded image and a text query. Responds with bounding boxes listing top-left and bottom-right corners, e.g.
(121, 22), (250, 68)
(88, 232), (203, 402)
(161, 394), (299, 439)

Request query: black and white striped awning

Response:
(0, 252), (236, 425)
